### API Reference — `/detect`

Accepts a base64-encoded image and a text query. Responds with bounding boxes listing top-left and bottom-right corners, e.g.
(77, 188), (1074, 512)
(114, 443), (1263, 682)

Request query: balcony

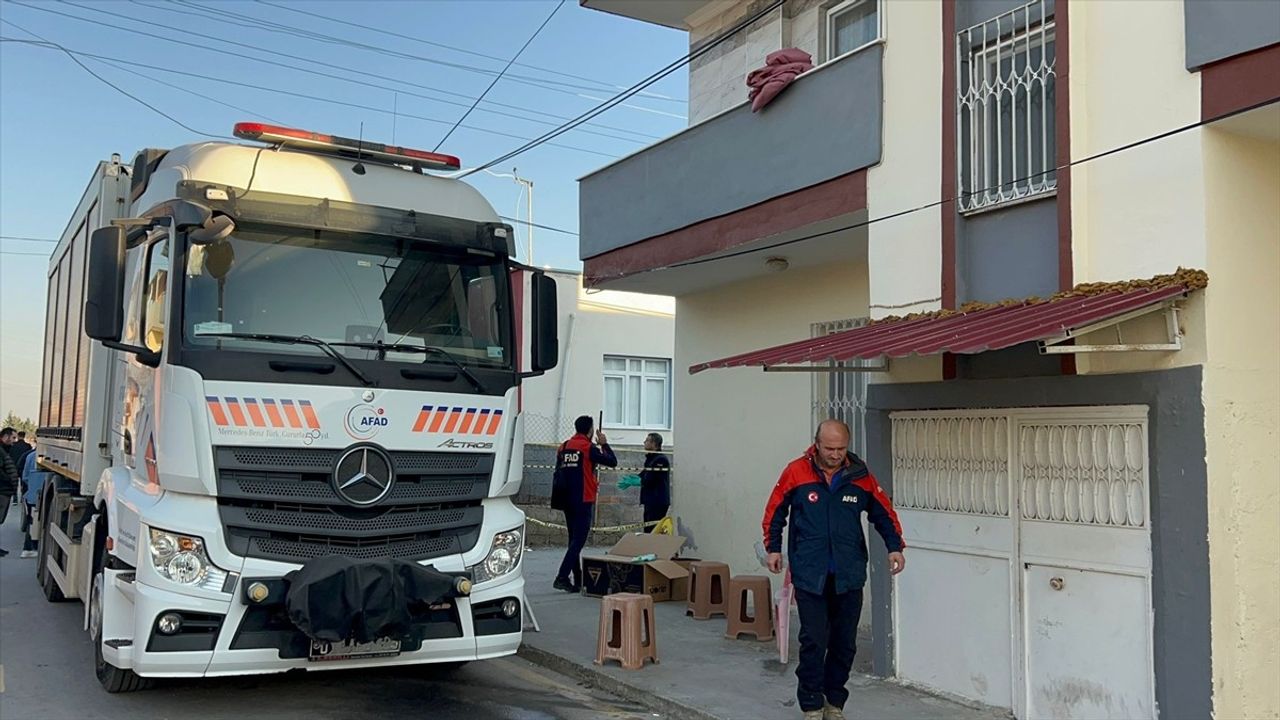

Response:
(579, 45), (883, 293)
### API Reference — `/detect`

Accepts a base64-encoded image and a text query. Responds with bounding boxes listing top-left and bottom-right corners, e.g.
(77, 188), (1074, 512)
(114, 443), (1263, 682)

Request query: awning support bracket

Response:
(1039, 302), (1183, 354)
(762, 357), (889, 373)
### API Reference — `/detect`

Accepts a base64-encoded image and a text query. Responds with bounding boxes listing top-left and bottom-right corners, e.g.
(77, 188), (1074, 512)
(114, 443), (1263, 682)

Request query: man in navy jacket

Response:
(551, 415), (618, 593)
(763, 420), (906, 720)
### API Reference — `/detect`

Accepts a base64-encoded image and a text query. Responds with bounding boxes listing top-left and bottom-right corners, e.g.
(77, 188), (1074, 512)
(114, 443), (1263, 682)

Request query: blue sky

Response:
(0, 0), (686, 420)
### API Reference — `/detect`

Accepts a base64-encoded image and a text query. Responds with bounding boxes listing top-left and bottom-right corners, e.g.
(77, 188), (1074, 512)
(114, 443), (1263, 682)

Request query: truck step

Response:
(105, 639), (133, 648)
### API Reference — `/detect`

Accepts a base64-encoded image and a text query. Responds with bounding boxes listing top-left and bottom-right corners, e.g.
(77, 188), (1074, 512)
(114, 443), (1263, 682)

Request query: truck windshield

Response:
(181, 224), (512, 368)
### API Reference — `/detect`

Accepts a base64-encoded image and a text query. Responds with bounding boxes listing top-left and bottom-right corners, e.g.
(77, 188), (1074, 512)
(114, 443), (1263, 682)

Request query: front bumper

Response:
(110, 569), (525, 677)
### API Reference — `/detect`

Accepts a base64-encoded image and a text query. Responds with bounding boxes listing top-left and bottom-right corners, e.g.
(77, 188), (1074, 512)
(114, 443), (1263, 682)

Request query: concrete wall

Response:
(956, 198), (1061, 305)
(521, 271), (676, 449)
(1184, 0), (1280, 70)
(687, 0), (787, 124)
(1199, 126), (1280, 720)
(579, 44), (883, 259)
(672, 259), (869, 573)
(865, 367), (1213, 717)
(866, 0), (944, 320)
(1069, 0), (1207, 285)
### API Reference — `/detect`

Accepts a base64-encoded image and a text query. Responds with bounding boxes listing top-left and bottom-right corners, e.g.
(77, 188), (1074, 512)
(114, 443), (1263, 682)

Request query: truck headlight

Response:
(148, 528), (228, 593)
(469, 528), (523, 584)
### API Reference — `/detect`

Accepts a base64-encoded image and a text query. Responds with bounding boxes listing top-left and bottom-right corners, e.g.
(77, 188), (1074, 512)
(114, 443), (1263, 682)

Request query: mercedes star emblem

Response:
(333, 445), (394, 506)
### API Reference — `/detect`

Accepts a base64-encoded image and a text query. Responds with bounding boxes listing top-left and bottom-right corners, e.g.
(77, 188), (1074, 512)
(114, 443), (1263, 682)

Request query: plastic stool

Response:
(685, 561), (730, 620)
(596, 592), (658, 670)
(725, 575), (774, 641)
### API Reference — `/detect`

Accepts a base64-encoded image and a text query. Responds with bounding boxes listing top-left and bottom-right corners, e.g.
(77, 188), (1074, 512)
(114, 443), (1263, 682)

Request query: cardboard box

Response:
(580, 533), (690, 602)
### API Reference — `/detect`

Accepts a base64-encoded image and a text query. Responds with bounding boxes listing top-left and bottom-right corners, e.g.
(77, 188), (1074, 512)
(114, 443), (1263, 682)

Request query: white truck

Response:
(32, 123), (559, 692)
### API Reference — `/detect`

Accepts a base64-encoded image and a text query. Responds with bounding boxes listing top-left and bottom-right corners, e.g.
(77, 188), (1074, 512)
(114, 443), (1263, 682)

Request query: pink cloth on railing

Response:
(747, 48), (814, 112)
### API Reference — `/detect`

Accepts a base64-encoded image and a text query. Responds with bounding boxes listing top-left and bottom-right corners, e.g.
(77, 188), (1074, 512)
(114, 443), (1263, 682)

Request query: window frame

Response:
(956, 0), (1057, 214)
(822, 0), (883, 64)
(601, 355), (672, 431)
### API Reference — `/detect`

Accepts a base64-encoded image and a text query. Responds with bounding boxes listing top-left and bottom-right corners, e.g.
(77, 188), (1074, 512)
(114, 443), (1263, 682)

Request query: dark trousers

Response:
(556, 502), (594, 586)
(795, 574), (864, 712)
(22, 502), (37, 551)
(642, 503), (669, 532)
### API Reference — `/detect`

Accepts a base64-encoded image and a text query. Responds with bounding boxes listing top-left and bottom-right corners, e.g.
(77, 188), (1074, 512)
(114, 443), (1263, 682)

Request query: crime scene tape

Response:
(526, 516), (674, 534)
(521, 464), (669, 472)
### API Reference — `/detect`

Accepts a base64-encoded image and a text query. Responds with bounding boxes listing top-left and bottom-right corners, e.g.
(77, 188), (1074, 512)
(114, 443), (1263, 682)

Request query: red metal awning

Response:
(689, 282), (1197, 374)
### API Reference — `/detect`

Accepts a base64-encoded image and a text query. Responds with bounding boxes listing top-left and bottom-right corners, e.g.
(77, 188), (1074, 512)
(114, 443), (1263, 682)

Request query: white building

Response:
(577, 1), (1279, 719)
(522, 269), (676, 449)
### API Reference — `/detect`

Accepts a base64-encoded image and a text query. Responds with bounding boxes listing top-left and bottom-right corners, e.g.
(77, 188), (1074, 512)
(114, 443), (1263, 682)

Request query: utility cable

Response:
(434, 0), (565, 151)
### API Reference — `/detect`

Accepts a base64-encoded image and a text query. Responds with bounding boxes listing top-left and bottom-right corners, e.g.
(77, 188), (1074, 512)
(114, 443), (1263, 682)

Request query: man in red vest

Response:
(551, 415), (618, 592)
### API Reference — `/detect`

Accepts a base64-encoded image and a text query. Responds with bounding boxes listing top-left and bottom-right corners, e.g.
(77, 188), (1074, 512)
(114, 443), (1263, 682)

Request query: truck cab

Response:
(34, 124), (557, 691)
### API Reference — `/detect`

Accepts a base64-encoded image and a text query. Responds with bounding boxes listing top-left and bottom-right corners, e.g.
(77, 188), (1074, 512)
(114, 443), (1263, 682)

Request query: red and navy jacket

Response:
(761, 447), (904, 595)
(551, 434), (618, 506)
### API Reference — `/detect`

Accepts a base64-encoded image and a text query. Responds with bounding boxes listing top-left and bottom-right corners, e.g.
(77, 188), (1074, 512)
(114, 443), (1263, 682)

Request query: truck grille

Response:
(215, 447), (491, 564)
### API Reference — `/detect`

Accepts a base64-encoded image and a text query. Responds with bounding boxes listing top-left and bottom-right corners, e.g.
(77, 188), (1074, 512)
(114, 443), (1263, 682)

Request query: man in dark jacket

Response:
(0, 431), (20, 557)
(551, 415), (617, 592)
(10, 431), (33, 466)
(762, 420), (906, 720)
(639, 433), (671, 532)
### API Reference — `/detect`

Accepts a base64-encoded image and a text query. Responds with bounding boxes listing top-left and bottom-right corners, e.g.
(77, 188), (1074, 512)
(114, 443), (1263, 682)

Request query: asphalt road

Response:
(0, 510), (657, 720)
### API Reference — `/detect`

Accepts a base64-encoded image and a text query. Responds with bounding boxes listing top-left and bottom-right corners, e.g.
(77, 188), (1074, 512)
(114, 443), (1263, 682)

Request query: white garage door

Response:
(890, 407), (1154, 720)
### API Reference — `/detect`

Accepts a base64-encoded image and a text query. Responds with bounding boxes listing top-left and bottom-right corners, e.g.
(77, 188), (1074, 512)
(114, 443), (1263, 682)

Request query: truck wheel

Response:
(90, 524), (152, 693)
(37, 490), (67, 603)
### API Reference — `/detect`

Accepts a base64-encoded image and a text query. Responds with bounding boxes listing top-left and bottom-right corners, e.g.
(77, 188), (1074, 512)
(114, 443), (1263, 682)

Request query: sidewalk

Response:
(518, 546), (1009, 720)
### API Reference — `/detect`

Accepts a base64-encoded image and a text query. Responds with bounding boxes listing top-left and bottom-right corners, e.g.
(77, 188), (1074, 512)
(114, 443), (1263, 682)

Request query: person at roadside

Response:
(0, 433), (19, 558)
(762, 419), (906, 720)
(11, 431), (33, 465)
(550, 415), (617, 592)
(20, 445), (50, 559)
(639, 432), (671, 533)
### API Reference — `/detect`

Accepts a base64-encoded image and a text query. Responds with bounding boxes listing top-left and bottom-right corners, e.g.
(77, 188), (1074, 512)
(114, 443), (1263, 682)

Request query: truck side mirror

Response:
(84, 226), (126, 342)
(530, 272), (558, 373)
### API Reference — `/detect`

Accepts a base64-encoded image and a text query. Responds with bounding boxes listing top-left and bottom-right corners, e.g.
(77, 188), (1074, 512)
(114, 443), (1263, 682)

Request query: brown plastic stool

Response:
(685, 561), (730, 620)
(596, 592), (658, 670)
(725, 575), (774, 641)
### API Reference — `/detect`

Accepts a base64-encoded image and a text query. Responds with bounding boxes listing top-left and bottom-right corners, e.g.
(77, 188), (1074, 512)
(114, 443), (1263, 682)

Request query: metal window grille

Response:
(810, 318), (871, 457)
(957, 0), (1056, 212)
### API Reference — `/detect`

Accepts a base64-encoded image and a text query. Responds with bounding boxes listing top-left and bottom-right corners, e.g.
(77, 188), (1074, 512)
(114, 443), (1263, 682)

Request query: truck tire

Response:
(90, 520), (153, 693)
(36, 488), (67, 603)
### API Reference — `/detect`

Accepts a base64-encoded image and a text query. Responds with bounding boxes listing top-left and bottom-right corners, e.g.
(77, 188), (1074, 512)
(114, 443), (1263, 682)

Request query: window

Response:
(810, 318), (871, 457)
(603, 356), (671, 429)
(143, 237), (170, 353)
(824, 0), (880, 61)
(957, 0), (1056, 212)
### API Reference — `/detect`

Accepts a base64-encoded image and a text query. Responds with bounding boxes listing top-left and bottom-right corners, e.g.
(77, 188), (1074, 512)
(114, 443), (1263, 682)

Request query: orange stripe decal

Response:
(474, 409), (492, 435)
(263, 400), (285, 428)
(413, 406), (433, 433)
(443, 407), (464, 433)
(428, 408), (448, 433)
(225, 398), (249, 427)
(299, 401), (321, 429)
(457, 410), (477, 434)
(281, 400), (303, 428)
(243, 399), (267, 427)
(486, 410), (503, 435)
(206, 397), (229, 427)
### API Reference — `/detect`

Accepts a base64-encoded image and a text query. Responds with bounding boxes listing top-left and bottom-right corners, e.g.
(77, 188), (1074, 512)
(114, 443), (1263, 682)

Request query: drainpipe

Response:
(552, 312), (577, 439)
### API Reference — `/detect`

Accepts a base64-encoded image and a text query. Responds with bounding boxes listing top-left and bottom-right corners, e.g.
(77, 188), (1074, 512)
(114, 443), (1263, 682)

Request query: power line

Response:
(435, 0), (565, 151)
(0, 236), (58, 243)
(2, 20), (231, 140)
(462, 0), (787, 178)
(0, 34), (622, 160)
(6, 1), (661, 145)
(251, 0), (685, 104)
(167, 0), (682, 112)
(498, 217), (577, 237)
(595, 100), (1271, 282)
(0, 250), (51, 257)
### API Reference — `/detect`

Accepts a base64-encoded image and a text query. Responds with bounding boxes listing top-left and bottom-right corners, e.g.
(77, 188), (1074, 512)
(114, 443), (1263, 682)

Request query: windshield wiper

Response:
(197, 332), (375, 386)
(331, 341), (486, 392)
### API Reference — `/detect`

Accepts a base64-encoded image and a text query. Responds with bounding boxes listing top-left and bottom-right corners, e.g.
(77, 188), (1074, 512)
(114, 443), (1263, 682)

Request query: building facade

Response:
(578, 1), (1279, 718)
